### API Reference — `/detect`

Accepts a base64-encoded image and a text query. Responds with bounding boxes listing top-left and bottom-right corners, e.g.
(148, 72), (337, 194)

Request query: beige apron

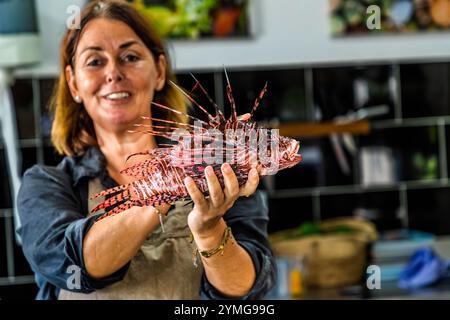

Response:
(58, 178), (203, 300)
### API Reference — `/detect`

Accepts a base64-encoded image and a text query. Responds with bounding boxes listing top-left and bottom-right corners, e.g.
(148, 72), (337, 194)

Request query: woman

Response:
(17, 0), (276, 300)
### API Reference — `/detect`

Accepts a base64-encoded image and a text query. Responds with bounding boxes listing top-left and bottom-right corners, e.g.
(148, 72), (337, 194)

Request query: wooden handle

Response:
(276, 120), (371, 138)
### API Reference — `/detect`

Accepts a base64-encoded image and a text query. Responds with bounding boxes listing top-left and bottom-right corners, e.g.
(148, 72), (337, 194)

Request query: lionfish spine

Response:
(92, 158), (189, 220)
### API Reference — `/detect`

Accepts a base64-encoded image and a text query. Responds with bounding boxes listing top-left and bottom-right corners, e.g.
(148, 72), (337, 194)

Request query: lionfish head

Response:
(258, 133), (302, 176)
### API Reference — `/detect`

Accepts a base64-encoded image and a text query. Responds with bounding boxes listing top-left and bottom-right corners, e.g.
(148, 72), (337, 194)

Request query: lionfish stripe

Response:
(121, 160), (157, 179)
(90, 184), (129, 200)
(168, 80), (217, 125)
(141, 117), (207, 132)
(90, 189), (130, 214)
(96, 201), (133, 221)
(250, 82), (268, 117)
(127, 129), (173, 141)
(150, 124), (197, 133)
(125, 152), (152, 163)
(224, 67), (237, 122)
(151, 101), (210, 127)
(96, 195), (180, 220)
(189, 73), (226, 122)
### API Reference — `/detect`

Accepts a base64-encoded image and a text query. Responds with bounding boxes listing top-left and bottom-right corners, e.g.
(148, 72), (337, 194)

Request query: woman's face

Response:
(66, 18), (166, 131)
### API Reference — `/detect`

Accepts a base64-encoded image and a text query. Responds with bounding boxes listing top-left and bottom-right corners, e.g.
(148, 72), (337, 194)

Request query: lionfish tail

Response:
(90, 187), (132, 215)
(89, 184), (130, 200)
(95, 200), (134, 221)
(92, 185), (183, 221)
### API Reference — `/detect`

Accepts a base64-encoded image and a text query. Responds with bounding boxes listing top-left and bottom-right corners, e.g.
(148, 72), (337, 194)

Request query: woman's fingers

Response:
(205, 166), (225, 208)
(221, 163), (239, 201)
(237, 113), (251, 121)
(185, 164), (258, 220)
(239, 168), (260, 197)
(184, 176), (209, 212)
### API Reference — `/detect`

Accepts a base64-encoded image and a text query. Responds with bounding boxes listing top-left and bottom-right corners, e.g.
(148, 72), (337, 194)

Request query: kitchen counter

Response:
(275, 236), (450, 300)
(282, 278), (450, 300)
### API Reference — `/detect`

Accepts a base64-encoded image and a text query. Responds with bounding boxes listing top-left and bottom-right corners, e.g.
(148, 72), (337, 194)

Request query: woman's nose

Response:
(106, 62), (124, 83)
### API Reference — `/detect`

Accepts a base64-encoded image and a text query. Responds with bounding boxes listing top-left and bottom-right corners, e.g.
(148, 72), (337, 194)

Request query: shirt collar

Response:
(72, 146), (107, 186)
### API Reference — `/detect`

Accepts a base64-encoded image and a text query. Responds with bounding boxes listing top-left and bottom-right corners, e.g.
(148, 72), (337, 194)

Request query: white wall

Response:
(173, 0), (450, 71)
(15, 0), (86, 77)
(16, 0), (450, 77)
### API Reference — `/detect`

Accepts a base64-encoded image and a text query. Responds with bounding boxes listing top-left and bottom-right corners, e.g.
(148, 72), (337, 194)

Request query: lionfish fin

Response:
(168, 80), (219, 126)
(125, 150), (154, 163)
(95, 194), (181, 221)
(188, 73), (226, 123)
(91, 188), (131, 214)
(250, 82), (268, 118)
(89, 184), (129, 200)
(121, 157), (161, 179)
(127, 129), (173, 141)
(224, 66), (237, 123)
(95, 201), (134, 221)
(151, 101), (210, 127)
(140, 116), (207, 132)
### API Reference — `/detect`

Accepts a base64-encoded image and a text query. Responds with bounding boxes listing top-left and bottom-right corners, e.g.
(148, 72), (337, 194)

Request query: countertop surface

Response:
(278, 236), (450, 300)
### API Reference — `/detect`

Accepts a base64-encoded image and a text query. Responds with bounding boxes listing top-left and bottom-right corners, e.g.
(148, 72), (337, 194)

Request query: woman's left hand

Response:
(185, 163), (259, 238)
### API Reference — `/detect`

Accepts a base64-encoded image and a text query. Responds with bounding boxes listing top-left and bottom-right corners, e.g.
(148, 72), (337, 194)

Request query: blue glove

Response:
(398, 247), (450, 290)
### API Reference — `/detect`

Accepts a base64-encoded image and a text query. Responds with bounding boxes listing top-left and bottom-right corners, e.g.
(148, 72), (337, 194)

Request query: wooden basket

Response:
(269, 217), (378, 288)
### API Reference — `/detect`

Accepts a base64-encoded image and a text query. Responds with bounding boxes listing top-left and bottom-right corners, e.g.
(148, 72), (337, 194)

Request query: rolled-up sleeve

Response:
(17, 165), (129, 298)
(200, 190), (277, 300)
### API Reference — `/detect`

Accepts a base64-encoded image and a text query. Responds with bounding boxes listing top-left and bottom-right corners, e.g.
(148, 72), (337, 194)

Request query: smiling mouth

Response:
(103, 92), (132, 102)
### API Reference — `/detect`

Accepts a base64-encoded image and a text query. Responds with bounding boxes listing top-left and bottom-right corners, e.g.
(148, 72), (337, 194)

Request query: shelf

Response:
(372, 116), (450, 130)
(19, 139), (42, 148)
(5, 57), (450, 299)
(267, 179), (450, 198)
(0, 209), (12, 218)
(276, 120), (370, 138)
(0, 275), (36, 286)
(0, 139), (53, 149)
(1, 117), (448, 149)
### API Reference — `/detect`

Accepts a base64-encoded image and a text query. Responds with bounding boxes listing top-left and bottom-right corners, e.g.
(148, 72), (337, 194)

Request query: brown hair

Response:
(51, 0), (187, 156)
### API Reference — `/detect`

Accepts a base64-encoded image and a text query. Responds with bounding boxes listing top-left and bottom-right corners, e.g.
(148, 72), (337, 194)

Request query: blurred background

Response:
(2, 0), (450, 300)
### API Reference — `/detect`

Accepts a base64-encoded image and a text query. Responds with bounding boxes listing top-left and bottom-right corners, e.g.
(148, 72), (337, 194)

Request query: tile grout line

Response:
(214, 72), (225, 113)
(438, 119), (448, 181)
(393, 64), (402, 122)
(399, 184), (409, 229)
(0, 275), (35, 286)
(32, 78), (44, 165)
(304, 68), (314, 121)
(312, 190), (321, 222)
(4, 210), (15, 278)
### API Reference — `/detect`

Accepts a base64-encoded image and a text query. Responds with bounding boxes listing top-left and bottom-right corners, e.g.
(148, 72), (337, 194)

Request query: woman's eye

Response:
(122, 54), (140, 63)
(87, 59), (101, 67)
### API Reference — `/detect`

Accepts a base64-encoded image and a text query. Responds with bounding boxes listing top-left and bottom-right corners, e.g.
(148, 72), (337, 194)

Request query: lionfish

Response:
(90, 71), (302, 221)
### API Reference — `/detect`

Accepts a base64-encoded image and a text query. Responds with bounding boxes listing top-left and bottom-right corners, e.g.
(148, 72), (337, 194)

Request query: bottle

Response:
(289, 256), (305, 299)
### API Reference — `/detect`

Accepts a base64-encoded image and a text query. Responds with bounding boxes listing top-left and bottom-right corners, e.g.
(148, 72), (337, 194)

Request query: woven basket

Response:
(269, 217), (378, 288)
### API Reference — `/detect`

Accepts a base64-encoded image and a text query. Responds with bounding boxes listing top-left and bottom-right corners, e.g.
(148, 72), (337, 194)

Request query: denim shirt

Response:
(17, 146), (277, 300)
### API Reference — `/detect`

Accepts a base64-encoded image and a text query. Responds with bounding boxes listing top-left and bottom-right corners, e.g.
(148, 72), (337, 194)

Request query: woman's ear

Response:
(65, 65), (80, 101)
(155, 54), (167, 92)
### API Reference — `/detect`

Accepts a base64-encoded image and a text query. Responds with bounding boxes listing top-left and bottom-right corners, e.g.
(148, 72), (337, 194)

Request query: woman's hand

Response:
(185, 163), (259, 238)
